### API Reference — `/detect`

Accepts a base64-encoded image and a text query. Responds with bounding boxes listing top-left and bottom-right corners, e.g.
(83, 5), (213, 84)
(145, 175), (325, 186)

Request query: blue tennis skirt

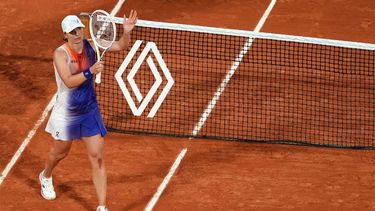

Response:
(45, 107), (107, 141)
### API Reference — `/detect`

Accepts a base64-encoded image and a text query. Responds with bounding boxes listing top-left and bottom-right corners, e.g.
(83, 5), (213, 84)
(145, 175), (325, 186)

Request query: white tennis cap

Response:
(61, 15), (85, 33)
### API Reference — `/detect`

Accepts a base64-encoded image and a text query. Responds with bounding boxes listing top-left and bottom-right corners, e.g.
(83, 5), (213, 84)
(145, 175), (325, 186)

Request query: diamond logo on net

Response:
(115, 40), (174, 118)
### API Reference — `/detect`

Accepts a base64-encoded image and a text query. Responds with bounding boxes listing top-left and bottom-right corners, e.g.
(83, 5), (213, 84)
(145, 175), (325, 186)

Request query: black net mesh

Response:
(96, 23), (375, 149)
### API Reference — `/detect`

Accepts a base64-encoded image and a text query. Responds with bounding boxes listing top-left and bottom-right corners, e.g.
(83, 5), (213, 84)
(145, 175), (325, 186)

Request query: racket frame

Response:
(89, 9), (116, 84)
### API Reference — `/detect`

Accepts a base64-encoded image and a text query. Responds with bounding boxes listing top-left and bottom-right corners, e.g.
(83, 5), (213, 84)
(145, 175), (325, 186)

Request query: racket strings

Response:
(91, 12), (115, 49)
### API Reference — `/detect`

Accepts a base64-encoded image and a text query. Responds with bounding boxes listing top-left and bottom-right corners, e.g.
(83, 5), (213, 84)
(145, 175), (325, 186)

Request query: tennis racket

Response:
(89, 9), (116, 84)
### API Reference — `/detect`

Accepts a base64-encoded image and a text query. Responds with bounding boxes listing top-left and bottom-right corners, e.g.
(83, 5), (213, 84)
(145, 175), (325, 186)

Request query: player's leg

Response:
(82, 134), (107, 207)
(44, 140), (73, 177)
(40, 139), (72, 200)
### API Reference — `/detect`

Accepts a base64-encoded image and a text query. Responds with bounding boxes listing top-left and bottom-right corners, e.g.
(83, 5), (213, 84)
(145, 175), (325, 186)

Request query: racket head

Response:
(89, 9), (116, 50)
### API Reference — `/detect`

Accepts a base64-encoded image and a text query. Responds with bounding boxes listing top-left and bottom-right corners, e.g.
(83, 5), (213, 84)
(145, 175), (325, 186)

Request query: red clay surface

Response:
(1, 0), (375, 210)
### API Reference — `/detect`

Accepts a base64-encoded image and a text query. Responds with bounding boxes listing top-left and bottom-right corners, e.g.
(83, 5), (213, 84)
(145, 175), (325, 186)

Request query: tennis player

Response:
(39, 11), (137, 211)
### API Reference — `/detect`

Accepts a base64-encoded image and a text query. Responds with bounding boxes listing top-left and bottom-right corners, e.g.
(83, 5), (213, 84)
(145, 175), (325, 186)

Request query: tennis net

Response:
(96, 17), (375, 149)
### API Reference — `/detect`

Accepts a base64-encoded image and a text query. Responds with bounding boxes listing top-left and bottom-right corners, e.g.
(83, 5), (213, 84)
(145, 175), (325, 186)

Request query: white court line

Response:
(0, 94), (56, 185)
(111, 0), (126, 16)
(192, 0), (277, 135)
(145, 148), (187, 211)
(144, 1), (277, 210)
(0, 0), (125, 186)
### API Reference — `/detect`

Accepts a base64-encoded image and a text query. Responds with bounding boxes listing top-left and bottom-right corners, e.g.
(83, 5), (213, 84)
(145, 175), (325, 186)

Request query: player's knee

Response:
(88, 150), (103, 161)
(88, 151), (104, 168)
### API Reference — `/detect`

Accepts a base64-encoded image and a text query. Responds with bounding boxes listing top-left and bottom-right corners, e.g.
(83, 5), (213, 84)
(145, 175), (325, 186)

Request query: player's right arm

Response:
(53, 48), (104, 88)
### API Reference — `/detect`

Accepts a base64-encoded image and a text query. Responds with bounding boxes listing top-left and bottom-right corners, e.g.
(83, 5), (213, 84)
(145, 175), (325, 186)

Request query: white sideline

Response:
(192, 0), (277, 136)
(0, 0), (125, 186)
(145, 148), (187, 211)
(111, 0), (126, 16)
(0, 94), (56, 185)
(144, 1), (277, 210)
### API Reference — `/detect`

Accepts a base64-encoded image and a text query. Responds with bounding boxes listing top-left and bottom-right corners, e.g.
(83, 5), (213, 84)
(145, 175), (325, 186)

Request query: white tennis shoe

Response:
(97, 205), (108, 211)
(39, 170), (56, 200)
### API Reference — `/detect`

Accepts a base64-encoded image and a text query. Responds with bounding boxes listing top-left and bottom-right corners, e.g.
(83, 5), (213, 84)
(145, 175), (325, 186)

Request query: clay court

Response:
(1, 0), (375, 210)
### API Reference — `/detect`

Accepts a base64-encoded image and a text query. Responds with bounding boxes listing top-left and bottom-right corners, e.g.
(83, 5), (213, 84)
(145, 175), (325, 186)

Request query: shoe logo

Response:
(115, 40), (174, 118)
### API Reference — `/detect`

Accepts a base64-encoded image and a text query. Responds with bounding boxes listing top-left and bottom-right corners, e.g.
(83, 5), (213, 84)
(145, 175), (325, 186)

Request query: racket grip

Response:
(95, 72), (102, 84)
